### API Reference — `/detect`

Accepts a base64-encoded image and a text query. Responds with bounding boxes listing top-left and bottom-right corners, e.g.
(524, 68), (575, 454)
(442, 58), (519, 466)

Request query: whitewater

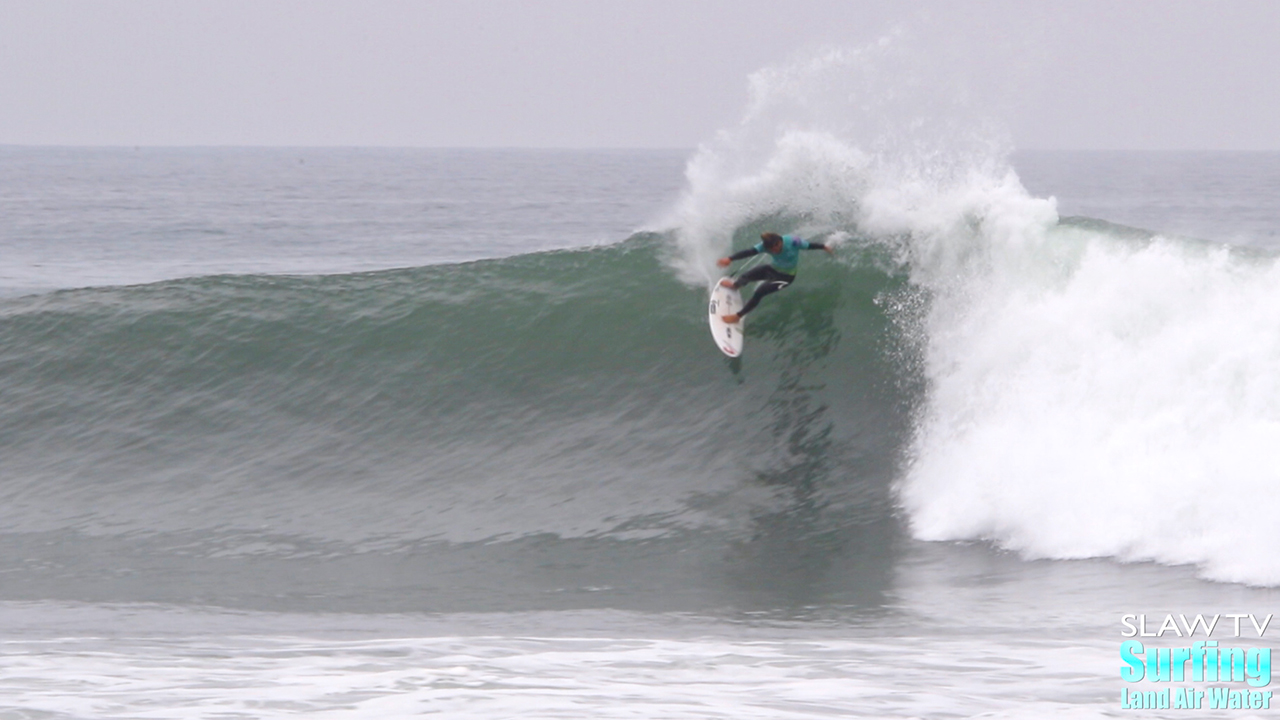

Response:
(4, 47), (1280, 720)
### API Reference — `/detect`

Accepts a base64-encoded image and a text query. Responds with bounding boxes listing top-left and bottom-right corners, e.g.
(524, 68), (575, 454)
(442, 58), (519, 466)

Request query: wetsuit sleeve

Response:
(728, 247), (761, 261)
(806, 242), (827, 250)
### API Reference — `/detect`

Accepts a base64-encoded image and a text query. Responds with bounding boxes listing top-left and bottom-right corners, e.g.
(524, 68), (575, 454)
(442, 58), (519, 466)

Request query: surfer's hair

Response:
(761, 232), (783, 246)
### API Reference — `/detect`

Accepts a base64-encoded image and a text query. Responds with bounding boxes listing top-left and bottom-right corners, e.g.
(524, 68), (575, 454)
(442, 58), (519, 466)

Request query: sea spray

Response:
(663, 33), (1280, 585)
(664, 27), (1011, 287)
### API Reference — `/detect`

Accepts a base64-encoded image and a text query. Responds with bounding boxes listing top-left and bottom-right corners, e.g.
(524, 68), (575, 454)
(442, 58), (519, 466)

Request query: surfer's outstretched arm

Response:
(716, 247), (760, 267)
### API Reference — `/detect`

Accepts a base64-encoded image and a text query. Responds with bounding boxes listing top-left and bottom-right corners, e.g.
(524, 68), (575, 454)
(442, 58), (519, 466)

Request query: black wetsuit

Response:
(726, 238), (828, 316)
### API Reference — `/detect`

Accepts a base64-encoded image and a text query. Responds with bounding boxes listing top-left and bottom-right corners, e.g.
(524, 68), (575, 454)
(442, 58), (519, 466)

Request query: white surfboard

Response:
(708, 279), (744, 357)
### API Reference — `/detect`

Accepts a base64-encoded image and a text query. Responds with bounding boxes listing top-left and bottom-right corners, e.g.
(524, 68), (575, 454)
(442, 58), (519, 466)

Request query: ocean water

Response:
(3, 146), (1278, 719)
(5, 77), (1280, 720)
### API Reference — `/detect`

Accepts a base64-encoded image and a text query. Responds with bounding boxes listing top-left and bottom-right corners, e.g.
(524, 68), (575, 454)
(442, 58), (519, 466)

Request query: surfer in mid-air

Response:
(716, 232), (834, 323)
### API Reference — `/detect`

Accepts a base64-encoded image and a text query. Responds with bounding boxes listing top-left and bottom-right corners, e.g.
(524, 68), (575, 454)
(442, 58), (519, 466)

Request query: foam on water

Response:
(905, 232), (1280, 585)
(0, 602), (1121, 720)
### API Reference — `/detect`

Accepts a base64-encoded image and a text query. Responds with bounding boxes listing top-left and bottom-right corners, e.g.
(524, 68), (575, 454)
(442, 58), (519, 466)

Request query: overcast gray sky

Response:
(2, 0), (1278, 150)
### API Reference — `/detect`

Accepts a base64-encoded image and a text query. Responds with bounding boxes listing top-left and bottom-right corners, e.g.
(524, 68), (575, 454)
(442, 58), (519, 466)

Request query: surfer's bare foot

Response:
(719, 278), (735, 289)
(721, 313), (740, 324)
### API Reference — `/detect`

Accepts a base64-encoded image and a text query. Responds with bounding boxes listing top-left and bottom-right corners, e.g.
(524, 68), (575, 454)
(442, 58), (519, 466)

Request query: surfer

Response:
(716, 232), (834, 323)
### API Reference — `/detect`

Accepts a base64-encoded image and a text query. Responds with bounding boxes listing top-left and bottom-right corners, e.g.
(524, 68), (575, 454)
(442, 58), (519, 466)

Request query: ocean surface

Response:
(3, 142), (1280, 719)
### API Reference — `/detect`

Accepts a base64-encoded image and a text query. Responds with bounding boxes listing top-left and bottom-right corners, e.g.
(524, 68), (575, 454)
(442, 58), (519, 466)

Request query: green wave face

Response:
(0, 233), (924, 610)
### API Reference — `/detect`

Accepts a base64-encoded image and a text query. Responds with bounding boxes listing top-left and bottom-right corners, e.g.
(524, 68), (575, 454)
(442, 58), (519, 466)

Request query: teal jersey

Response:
(753, 234), (811, 274)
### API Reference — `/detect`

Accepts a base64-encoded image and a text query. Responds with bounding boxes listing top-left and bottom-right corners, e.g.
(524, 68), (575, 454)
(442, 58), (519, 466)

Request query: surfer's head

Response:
(761, 233), (783, 253)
